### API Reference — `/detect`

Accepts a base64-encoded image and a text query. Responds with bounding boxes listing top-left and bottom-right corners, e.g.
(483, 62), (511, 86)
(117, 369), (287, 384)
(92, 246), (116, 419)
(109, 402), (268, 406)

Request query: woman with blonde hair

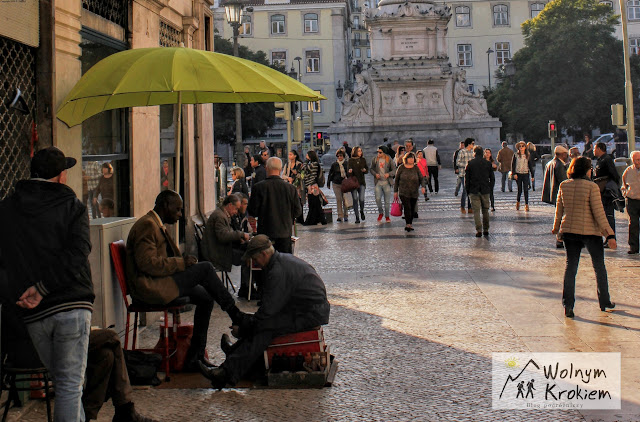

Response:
(511, 141), (533, 211)
(394, 152), (426, 232)
(347, 145), (369, 223)
(526, 142), (539, 191)
(228, 166), (249, 196)
(553, 156), (616, 318)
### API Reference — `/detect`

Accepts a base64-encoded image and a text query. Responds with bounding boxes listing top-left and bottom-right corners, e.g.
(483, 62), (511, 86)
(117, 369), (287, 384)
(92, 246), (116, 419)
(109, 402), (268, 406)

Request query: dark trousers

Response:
(516, 174), (530, 204)
(501, 171), (512, 192)
(173, 262), (235, 354)
(562, 233), (612, 310)
(221, 305), (329, 384)
(490, 178), (495, 209)
(400, 196), (418, 225)
(304, 194), (327, 226)
(628, 198), (640, 251)
(83, 330), (132, 420)
(602, 197), (616, 235)
(427, 166), (439, 192)
(272, 237), (292, 254)
(529, 165), (537, 190)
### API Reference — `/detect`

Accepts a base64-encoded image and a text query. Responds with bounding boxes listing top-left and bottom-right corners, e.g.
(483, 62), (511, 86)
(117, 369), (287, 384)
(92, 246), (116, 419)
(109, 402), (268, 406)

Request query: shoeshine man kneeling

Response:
(199, 235), (330, 388)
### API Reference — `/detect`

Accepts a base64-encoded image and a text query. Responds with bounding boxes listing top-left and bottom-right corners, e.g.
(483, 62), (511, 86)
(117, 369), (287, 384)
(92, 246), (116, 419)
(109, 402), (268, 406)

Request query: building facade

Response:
(213, 0), (350, 147)
(1, 0), (217, 252)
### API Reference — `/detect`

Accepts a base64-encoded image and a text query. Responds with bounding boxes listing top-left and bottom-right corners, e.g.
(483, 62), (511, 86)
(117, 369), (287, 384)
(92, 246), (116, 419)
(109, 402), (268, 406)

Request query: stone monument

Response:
(327, 0), (501, 163)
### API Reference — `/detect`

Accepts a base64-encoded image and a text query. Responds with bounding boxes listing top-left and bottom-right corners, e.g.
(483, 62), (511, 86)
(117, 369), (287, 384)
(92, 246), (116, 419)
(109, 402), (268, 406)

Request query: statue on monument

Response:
(340, 71), (373, 122)
(453, 69), (489, 119)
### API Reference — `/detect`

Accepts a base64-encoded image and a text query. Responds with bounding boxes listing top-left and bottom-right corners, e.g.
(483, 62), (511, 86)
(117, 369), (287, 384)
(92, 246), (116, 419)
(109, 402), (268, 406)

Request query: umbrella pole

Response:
(174, 92), (182, 241)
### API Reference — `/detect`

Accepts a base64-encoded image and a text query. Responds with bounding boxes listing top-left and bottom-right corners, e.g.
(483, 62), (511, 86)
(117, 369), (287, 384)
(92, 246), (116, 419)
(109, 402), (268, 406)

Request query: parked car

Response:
(593, 133), (640, 157)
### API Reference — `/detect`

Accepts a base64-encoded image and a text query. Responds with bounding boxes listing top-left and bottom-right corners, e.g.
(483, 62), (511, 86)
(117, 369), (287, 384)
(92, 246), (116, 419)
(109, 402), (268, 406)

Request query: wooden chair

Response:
(109, 240), (190, 381)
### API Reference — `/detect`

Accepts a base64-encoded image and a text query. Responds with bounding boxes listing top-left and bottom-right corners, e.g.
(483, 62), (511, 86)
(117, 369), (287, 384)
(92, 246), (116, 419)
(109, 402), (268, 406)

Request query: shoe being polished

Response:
(198, 362), (229, 390)
(220, 333), (234, 355)
(183, 355), (215, 372)
(565, 308), (574, 318)
(112, 402), (159, 422)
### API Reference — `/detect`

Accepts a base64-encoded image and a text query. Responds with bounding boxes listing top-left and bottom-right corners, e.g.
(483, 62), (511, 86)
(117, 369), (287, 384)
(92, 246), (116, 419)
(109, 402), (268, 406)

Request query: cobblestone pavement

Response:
(12, 168), (640, 422)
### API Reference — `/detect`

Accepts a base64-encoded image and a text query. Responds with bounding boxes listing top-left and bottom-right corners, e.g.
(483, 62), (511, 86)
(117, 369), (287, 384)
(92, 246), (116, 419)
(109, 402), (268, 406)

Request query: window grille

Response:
(0, 37), (36, 200)
(160, 21), (182, 47)
(82, 0), (127, 27)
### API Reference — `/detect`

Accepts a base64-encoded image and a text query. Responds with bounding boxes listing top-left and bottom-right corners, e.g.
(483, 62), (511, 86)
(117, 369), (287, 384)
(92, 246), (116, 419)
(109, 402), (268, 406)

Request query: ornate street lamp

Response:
(223, 0), (246, 165)
(336, 80), (344, 99)
(486, 48), (494, 89)
(288, 65), (297, 81)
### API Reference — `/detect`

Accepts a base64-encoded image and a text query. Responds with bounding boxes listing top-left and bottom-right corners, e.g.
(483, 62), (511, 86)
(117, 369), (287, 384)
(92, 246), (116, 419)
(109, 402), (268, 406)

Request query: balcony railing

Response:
(352, 39), (370, 47)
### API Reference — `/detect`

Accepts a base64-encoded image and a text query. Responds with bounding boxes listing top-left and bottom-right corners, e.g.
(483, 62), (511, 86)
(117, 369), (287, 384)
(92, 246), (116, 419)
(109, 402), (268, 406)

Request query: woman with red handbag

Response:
(394, 152), (426, 232)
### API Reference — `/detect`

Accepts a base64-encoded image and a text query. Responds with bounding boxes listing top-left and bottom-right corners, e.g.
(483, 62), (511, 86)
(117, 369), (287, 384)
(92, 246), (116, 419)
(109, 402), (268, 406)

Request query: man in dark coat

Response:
(542, 146), (570, 248)
(250, 154), (266, 188)
(199, 235), (330, 389)
(247, 157), (302, 253)
(465, 145), (495, 237)
(593, 141), (621, 241)
(126, 190), (245, 371)
(0, 147), (94, 421)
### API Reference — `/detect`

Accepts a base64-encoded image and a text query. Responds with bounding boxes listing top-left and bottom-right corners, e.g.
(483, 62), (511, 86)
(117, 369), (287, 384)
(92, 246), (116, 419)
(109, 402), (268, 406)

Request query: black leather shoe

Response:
(600, 302), (615, 312)
(221, 333), (234, 355)
(628, 250), (639, 254)
(200, 356), (216, 368)
(483, 231), (489, 237)
(113, 402), (159, 422)
(565, 308), (574, 318)
(183, 357), (204, 373)
(475, 232), (482, 238)
(198, 362), (228, 390)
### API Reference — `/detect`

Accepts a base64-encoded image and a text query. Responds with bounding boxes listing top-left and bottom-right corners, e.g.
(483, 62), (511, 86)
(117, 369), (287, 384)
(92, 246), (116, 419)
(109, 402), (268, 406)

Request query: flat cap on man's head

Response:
(241, 234), (273, 261)
(554, 145), (568, 155)
(31, 146), (77, 180)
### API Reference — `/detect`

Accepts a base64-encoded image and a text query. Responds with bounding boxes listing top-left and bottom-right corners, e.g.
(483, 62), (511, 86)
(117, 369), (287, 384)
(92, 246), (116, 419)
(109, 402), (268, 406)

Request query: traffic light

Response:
(275, 102), (291, 121)
(611, 104), (624, 126)
(316, 132), (323, 141)
(293, 119), (303, 143)
(303, 109), (314, 135)
(548, 120), (557, 138)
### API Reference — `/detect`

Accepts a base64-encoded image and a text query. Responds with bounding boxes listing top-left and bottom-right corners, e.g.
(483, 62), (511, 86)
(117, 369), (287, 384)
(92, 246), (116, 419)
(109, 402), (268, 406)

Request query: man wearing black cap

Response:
(199, 234), (330, 389)
(0, 146), (95, 421)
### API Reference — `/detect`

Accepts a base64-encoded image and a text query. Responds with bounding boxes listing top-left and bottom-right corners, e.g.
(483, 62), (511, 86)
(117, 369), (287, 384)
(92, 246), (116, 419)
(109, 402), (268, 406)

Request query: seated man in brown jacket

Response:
(126, 190), (245, 371)
(202, 194), (252, 297)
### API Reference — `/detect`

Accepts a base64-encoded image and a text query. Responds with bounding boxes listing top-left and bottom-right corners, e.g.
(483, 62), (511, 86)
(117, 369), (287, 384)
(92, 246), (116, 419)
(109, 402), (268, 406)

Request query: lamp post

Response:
(336, 80), (344, 99)
(294, 56), (303, 122)
(619, 0), (636, 153)
(224, 0), (246, 165)
(486, 48), (494, 90)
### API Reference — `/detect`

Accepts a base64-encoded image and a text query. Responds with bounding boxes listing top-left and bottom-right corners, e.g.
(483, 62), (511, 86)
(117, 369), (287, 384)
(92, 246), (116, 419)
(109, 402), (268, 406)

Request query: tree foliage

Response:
(213, 36), (283, 143)
(486, 0), (640, 141)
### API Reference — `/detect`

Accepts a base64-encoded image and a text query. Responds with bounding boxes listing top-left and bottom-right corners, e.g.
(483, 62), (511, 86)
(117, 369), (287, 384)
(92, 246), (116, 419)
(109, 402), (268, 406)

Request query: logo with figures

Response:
(492, 353), (621, 410)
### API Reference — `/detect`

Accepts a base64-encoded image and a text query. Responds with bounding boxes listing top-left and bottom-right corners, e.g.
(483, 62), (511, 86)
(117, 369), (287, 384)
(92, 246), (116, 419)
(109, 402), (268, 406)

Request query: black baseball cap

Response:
(31, 146), (77, 179)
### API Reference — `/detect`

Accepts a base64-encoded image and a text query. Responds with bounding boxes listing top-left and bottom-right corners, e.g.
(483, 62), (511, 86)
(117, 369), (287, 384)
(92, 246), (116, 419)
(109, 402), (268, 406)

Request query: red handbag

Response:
(340, 176), (360, 193)
(390, 198), (403, 217)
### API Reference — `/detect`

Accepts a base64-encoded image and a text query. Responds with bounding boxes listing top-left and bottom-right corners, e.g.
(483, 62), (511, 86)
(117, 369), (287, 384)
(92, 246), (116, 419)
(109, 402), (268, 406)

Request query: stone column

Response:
(436, 24), (448, 58)
(427, 25), (436, 59)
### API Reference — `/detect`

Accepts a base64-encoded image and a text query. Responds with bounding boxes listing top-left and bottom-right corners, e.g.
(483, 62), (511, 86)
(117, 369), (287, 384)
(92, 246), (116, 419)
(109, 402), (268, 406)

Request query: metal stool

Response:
(1, 367), (53, 422)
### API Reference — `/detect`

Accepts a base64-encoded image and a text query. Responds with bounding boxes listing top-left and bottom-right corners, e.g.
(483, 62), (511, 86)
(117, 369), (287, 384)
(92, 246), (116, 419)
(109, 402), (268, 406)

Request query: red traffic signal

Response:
(549, 123), (556, 131)
(316, 132), (323, 140)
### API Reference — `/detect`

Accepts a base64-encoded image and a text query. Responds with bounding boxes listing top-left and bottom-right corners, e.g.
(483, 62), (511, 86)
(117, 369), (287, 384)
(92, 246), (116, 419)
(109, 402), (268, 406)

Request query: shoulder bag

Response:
(341, 176), (360, 193)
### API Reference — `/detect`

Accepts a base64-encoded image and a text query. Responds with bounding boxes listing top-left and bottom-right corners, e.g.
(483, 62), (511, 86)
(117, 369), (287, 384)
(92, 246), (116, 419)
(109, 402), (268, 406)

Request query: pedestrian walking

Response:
(496, 141), (515, 192)
(229, 166), (249, 196)
(404, 138), (415, 154)
(423, 139), (441, 193)
(621, 150), (640, 254)
(466, 146), (495, 237)
(456, 138), (475, 214)
(453, 141), (465, 196)
(0, 147), (94, 421)
(552, 156), (617, 318)
(282, 150), (304, 224)
(512, 141), (533, 211)
(542, 146), (570, 248)
(527, 142), (539, 191)
(593, 142), (620, 244)
(327, 149), (350, 222)
(303, 150), (327, 226)
(394, 146), (406, 168)
(416, 150), (429, 201)
(484, 148), (498, 212)
(371, 145), (397, 222)
(394, 152), (426, 232)
(348, 146), (369, 223)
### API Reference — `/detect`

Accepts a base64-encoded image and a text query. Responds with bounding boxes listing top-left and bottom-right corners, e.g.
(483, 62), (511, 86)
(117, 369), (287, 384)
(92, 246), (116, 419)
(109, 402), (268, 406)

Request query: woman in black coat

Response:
(303, 150), (327, 226)
(229, 167), (249, 196)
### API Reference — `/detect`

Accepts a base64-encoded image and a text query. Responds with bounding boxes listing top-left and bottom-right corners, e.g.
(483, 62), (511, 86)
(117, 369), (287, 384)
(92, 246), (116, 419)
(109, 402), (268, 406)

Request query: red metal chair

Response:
(109, 240), (189, 380)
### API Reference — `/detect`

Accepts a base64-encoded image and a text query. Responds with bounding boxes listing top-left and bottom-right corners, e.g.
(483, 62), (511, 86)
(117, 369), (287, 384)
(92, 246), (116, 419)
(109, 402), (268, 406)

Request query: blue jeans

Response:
(351, 185), (366, 218)
(460, 177), (471, 209)
(27, 309), (92, 422)
(501, 171), (512, 191)
(562, 233), (611, 310)
(374, 182), (392, 218)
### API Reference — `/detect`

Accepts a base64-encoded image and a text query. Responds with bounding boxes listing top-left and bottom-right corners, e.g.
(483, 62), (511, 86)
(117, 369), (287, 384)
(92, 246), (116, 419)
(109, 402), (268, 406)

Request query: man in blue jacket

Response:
(0, 147), (94, 421)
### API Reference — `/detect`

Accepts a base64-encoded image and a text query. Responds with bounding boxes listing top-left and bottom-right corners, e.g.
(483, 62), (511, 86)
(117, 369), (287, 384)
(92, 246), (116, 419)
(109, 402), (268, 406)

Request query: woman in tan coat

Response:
(552, 156), (617, 318)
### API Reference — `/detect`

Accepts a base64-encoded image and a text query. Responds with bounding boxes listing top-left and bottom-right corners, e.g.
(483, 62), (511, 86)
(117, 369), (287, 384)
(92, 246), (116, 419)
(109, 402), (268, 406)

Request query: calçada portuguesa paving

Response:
(14, 170), (640, 422)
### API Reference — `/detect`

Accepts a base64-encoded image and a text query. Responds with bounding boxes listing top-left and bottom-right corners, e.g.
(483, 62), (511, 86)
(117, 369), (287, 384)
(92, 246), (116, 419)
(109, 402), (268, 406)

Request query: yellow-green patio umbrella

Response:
(57, 47), (325, 195)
